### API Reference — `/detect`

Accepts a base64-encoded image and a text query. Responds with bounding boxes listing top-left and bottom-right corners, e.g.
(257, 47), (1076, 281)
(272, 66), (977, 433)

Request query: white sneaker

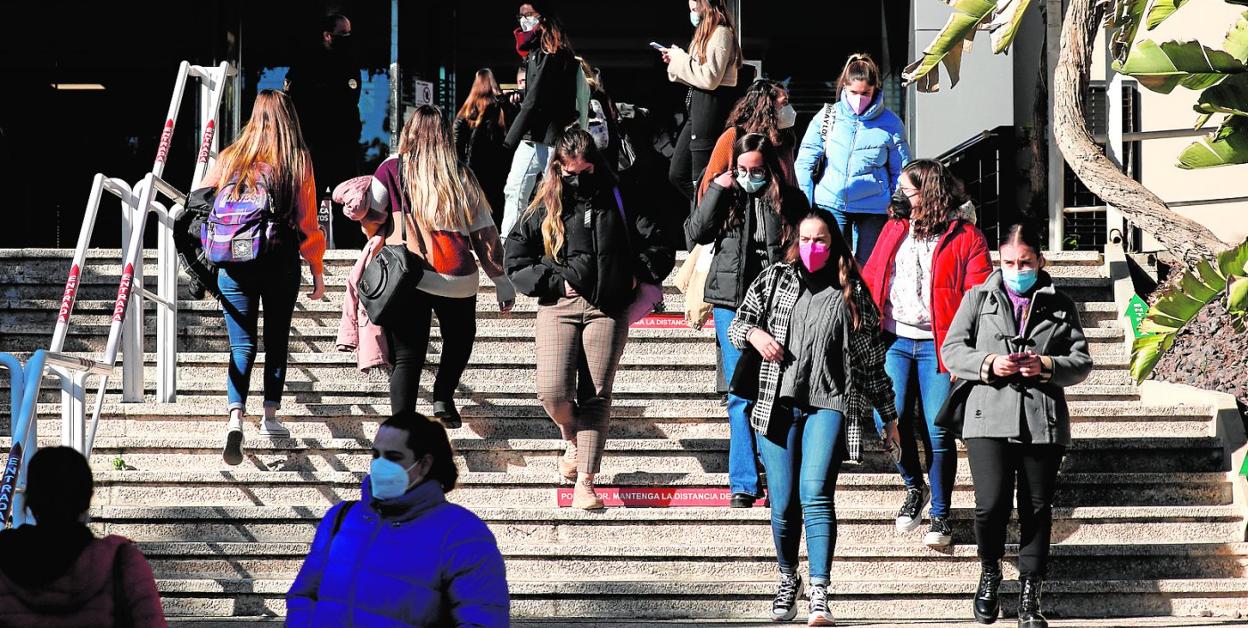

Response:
(807, 582), (835, 626)
(258, 417), (291, 438)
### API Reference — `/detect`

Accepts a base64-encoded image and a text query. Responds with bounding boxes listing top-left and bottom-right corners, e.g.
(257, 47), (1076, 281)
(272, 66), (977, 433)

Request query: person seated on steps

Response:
(0, 446), (167, 627)
(287, 410), (509, 627)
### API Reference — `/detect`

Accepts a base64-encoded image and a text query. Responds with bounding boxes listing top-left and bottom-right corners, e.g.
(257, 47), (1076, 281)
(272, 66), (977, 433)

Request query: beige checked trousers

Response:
(534, 296), (630, 474)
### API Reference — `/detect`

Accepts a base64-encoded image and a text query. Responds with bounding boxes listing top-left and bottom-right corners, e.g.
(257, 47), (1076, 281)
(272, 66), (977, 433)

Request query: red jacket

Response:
(862, 218), (992, 372)
(0, 532), (167, 628)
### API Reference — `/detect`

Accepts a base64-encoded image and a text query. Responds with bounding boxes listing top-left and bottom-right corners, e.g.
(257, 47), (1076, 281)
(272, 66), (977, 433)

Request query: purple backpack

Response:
(201, 172), (287, 263)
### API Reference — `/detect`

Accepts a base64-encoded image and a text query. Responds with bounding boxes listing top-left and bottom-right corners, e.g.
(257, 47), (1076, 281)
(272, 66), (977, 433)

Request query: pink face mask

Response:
(842, 88), (872, 115)
(799, 241), (831, 273)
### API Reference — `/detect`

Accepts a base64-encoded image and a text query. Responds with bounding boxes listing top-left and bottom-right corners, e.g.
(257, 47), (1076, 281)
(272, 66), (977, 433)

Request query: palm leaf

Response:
(1146, 0), (1192, 30)
(1115, 39), (1247, 93)
(986, 0), (1036, 53)
(904, 0), (997, 92)
(1108, 0), (1152, 64)
(1177, 115), (1248, 168)
(1130, 237), (1248, 382)
(1196, 74), (1248, 118)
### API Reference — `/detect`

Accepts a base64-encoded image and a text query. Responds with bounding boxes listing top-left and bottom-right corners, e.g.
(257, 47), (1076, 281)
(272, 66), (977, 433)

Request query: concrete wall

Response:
(908, 0), (1016, 157)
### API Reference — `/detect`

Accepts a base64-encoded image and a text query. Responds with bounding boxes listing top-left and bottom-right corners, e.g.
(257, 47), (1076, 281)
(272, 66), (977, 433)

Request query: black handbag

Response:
(728, 347), (763, 402)
(934, 378), (975, 438)
(358, 162), (424, 326)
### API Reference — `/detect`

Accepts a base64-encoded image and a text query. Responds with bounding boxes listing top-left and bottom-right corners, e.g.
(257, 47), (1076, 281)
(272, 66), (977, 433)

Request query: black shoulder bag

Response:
(357, 161), (425, 327)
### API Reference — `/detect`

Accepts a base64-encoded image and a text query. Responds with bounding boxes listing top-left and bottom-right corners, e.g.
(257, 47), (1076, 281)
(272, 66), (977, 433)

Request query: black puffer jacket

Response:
(686, 181), (807, 309)
(505, 46), (579, 148)
(505, 179), (675, 316)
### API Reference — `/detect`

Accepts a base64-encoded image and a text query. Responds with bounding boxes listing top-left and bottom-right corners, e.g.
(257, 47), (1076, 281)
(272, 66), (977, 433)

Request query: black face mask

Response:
(562, 170), (595, 194)
(889, 187), (912, 218)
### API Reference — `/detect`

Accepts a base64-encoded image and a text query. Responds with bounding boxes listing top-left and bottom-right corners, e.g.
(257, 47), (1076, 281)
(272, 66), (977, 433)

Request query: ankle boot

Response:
(571, 475), (604, 510)
(1017, 575), (1047, 628)
(973, 562), (1002, 624)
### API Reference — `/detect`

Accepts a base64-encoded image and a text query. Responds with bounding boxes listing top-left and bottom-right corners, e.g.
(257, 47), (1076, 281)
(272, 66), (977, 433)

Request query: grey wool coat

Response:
(940, 270), (1093, 445)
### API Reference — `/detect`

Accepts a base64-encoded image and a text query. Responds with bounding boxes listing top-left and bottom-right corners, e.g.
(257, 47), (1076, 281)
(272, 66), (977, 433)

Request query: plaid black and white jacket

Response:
(728, 262), (899, 461)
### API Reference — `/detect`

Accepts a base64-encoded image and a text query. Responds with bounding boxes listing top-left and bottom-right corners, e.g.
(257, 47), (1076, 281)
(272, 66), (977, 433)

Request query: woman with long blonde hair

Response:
(352, 105), (515, 426)
(504, 128), (675, 510)
(199, 89), (326, 465)
(454, 68), (509, 227)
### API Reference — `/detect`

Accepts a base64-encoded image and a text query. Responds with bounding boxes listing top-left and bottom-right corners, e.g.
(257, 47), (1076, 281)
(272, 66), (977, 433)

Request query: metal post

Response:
(1103, 27), (1125, 247)
(155, 202), (178, 403)
(389, 0), (400, 151)
(120, 183), (144, 403)
(1046, 0), (1065, 251)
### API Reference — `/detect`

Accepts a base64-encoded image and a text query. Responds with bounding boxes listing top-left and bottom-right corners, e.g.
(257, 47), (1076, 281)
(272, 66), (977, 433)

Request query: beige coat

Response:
(666, 26), (739, 91)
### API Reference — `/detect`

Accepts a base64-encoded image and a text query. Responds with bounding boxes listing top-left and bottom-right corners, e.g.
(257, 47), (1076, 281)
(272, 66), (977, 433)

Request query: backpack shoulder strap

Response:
(818, 103), (837, 141)
(330, 500), (357, 540)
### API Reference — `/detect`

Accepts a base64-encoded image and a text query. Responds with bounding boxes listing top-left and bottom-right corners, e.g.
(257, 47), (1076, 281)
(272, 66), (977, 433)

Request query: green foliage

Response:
(1131, 238), (1248, 382)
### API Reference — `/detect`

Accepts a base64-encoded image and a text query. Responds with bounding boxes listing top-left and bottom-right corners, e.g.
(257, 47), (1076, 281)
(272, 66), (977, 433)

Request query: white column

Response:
(1046, 0), (1066, 250)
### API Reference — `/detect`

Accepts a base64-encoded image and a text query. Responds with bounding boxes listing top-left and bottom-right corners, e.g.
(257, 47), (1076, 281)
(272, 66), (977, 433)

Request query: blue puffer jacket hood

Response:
(794, 91), (911, 215)
(286, 477), (510, 627)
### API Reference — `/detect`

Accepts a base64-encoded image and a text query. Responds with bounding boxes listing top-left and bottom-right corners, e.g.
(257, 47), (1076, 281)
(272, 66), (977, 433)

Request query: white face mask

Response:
(690, 11), (702, 27)
(519, 16), (540, 32)
(777, 103), (797, 129)
(370, 457), (421, 500)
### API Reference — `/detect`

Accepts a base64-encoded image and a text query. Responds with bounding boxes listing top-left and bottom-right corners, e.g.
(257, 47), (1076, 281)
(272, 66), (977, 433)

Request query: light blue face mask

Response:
(1003, 267), (1038, 293)
(690, 11), (702, 26)
(737, 172), (768, 194)
(370, 457), (420, 500)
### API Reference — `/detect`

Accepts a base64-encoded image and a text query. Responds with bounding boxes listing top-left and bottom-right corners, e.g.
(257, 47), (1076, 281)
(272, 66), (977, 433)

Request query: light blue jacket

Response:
(794, 95), (911, 215)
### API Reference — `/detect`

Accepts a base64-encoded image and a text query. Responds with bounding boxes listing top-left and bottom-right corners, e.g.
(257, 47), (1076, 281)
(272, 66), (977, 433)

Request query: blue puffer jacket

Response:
(794, 94), (911, 214)
(286, 478), (509, 627)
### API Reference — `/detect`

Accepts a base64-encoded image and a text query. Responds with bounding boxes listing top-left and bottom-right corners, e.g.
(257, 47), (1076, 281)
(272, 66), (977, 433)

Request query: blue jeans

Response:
(501, 140), (551, 237)
(217, 251), (301, 412)
(873, 333), (956, 518)
(828, 208), (888, 266)
(757, 407), (847, 585)
(713, 307), (760, 497)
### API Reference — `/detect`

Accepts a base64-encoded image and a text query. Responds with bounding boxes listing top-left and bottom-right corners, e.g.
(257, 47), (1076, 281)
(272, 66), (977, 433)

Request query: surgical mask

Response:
(1002, 267), (1038, 294)
(777, 103), (797, 129)
(562, 170), (593, 193)
(842, 88), (872, 115)
(799, 241), (830, 273)
(519, 16), (540, 32)
(737, 172), (768, 194)
(690, 11), (702, 27)
(370, 457), (420, 501)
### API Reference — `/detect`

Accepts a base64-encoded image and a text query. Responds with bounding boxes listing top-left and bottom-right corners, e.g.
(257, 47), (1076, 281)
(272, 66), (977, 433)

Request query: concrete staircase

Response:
(1, 248), (1246, 624)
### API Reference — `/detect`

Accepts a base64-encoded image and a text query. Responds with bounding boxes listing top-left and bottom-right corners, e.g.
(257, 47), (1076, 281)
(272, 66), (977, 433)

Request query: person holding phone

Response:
(660, 0), (742, 207)
(941, 223), (1092, 628)
(728, 207), (901, 625)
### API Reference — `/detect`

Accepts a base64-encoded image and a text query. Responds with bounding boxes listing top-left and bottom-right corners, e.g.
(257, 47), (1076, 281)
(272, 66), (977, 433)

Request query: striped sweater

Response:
(360, 157), (515, 302)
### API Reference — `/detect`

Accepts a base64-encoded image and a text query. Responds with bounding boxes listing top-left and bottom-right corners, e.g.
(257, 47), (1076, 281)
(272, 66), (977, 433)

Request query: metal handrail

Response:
(0, 350), (114, 528)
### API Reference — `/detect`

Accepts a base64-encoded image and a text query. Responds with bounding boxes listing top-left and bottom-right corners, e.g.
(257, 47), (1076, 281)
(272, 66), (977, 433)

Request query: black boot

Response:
(973, 562), (1002, 624)
(1017, 575), (1048, 628)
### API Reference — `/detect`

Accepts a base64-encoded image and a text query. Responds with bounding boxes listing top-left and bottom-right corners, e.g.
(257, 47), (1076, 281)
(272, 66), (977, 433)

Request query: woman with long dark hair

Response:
(199, 89), (326, 465)
(729, 208), (902, 625)
(686, 133), (806, 508)
(659, 0), (743, 204)
(696, 79), (798, 201)
(505, 128), (675, 510)
(500, 1), (580, 236)
(942, 223), (1091, 628)
(455, 68), (509, 227)
(861, 159), (992, 548)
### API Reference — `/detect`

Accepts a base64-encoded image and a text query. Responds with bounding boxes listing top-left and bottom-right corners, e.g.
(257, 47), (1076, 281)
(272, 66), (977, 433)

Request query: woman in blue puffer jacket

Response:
(795, 53), (911, 265)
(287, 411), (509, 627)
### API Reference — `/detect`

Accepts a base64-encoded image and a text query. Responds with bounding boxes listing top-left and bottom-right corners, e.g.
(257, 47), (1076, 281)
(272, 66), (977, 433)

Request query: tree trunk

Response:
(1052, 0), (1224, 266)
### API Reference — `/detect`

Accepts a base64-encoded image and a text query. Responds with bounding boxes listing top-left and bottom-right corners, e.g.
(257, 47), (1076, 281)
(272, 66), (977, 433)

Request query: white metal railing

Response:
(0, 351), (113, 528)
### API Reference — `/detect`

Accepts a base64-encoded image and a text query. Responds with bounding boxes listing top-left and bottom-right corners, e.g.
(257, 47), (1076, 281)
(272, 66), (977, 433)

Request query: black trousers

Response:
(667, 122), (714, 203)
(386, 289), (477, 414)
(965, 438), (1065, 578)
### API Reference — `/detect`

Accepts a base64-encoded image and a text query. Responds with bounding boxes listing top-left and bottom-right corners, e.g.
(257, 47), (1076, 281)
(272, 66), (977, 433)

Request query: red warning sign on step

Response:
(556, 486), (766, 508)
(630, 314), (714, 330)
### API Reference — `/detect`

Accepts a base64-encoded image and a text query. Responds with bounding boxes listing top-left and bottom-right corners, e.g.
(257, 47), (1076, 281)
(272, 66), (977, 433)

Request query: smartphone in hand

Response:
(649, 41), (667, 51)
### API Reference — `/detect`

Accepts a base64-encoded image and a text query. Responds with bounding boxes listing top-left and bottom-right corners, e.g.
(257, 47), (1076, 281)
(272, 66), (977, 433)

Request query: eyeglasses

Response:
(517, 12), (540, 19)
(736, 167), (768, 179)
